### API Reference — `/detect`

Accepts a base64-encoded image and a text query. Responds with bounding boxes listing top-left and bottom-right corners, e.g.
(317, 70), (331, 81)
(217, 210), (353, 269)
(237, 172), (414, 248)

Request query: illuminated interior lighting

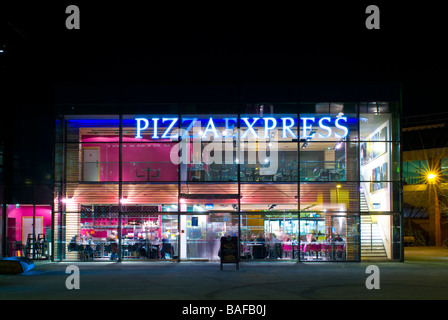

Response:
(334, 142), (343, 150)
(62, 196), (73, 203)
(120, 196), (128, 204)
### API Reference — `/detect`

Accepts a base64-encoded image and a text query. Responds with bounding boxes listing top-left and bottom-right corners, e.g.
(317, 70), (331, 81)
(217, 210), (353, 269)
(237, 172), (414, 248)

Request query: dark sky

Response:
(1, 2), (446, 116)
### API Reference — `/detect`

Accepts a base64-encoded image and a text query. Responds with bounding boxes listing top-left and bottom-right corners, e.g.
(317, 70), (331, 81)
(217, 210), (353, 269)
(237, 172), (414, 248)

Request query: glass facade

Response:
(51, 101), (402, 262)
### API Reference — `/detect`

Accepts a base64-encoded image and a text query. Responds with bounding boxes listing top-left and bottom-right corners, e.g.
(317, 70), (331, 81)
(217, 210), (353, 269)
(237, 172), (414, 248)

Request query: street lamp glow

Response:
(427, 173), (437, 182)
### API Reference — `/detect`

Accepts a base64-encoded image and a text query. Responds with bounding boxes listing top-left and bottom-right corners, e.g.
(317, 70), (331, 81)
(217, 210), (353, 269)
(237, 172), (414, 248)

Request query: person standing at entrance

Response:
(270, 234), (282, 259)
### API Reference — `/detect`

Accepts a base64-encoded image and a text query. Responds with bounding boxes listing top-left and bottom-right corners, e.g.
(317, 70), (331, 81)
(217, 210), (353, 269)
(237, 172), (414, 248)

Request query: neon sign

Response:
(135, 116), (350, 140)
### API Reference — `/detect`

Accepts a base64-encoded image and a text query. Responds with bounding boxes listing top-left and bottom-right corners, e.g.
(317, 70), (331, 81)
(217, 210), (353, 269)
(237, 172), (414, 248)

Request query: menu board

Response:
(220, 236), (239, 270)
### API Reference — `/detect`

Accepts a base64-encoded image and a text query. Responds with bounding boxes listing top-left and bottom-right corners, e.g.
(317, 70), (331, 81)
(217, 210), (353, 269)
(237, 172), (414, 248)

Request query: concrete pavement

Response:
(0, 246), (448, 300)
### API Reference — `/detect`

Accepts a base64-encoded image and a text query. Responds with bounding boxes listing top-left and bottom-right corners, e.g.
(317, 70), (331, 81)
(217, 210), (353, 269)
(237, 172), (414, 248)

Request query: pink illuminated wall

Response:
(82, 135), (178, 181)
(6, 205), (52, 245)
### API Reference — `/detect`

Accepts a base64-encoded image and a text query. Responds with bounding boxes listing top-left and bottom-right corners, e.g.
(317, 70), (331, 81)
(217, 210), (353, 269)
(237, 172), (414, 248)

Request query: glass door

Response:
(263, 214), (298, 260)
(181, 212), (238, 261)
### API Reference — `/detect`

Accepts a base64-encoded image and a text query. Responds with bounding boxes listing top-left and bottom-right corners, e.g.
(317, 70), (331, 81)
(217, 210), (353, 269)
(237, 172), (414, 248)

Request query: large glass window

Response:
(122, 114), (179, 182)
(298, 212), (360, 261)
(240, 213), (299, 260)
(178, 114), (238, 182)
(53, 103), (401, 262)
(120, 212), (178, 260)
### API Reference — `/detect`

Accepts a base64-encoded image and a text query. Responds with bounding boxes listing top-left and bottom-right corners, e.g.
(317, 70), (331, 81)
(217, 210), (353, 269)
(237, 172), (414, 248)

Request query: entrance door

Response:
(83, 148), (100, 181)
(330, 216), (347, 261)
(22, 217), (43, 245)
(181, 213), (238, 260)
(264, 215), (298, 259)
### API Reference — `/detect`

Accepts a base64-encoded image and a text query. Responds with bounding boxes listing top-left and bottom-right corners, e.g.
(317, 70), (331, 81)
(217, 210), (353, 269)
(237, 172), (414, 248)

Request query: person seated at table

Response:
(107, 231), (118, 260)
(83, 233), (95, 260)
(306, 233), (313, 242)
(332, 234), (343, 242)
(68, 235), (82, 252)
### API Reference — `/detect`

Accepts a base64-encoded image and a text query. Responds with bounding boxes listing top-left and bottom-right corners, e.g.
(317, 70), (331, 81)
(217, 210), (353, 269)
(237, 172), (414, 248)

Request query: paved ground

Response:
(1, 246), (448, 301)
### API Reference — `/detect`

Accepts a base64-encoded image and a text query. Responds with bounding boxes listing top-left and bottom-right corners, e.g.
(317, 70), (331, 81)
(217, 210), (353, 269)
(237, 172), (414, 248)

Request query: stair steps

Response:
(360, 192), (387, 258)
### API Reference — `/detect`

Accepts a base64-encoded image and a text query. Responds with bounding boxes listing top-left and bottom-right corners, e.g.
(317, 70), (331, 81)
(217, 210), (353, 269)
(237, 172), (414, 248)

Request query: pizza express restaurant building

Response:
(2, 94), (403, 262)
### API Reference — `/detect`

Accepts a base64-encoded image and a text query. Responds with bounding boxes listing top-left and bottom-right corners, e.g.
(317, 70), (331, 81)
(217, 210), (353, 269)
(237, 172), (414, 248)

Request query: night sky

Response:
(1, 2), (446, 117)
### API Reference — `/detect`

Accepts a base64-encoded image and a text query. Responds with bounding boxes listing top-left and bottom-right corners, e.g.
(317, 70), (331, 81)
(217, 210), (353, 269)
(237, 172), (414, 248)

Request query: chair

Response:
(136, 169), (144, 180)
(318, 169), (330, 181)
(321, 243), (331, 260)
(95, 243), (103, 258)
(303, 244), (311, 259)
(241, 243), (251, 259)
(209, 168), (220, 181)
(37, 234), (47, 259)
(282, 169), (291, 181)
(161, 243), (174, 259)
(245, 169), (256, 181)
(149, 169), (160, 181)
(121, 244), (130, 259)
(282, 243), (292, 258)
(334, 243), (345, 260)
(25, 234), (37, 259)
(129, 243), (140, 259)
(13, 241), (23, 257)
(220, 168), (229, 181)
(309, 243), (322, 259)
(293, 244), (298, 259)
(104, 244), (111, 257)
(67, 239), (84, 260)
(67, 241), (78, 252)
(252, 244), (267, 259)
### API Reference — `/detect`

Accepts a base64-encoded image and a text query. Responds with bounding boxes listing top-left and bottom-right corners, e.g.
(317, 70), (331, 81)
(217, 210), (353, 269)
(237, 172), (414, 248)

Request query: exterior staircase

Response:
(360, 191), (387, 258)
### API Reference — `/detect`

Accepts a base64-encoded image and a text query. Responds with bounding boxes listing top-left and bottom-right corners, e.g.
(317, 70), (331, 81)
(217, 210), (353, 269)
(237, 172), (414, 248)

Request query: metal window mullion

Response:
(118, 114), (123, 262)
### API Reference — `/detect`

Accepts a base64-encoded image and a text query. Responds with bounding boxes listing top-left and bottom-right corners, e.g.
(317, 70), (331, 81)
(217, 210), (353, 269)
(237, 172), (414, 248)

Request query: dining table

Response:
(300, 241), (345, 260)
